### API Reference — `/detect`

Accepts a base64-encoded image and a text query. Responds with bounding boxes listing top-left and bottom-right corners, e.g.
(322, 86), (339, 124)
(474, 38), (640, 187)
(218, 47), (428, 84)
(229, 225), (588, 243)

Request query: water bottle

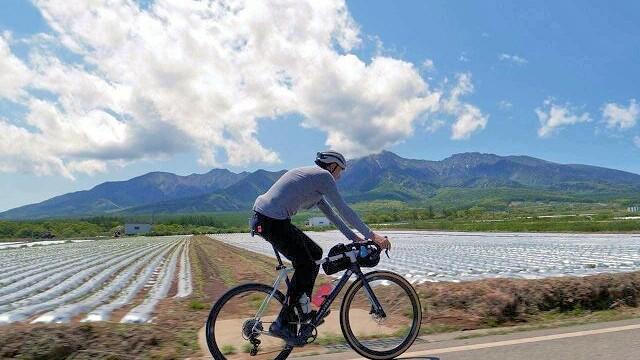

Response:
(359, 245), (369, 258)
(299, 293), (311, 314)
(312, 283), (333, 307)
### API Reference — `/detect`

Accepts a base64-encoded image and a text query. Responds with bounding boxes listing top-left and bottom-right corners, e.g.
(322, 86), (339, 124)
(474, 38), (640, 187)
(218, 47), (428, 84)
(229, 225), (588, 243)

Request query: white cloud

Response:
(425, 119), (445, 133)
(296, 55), (441, 156)
(442, 73), (488, 140)
(451, 105), (487, 140)
(498, 53), (528, 65)
(498, 100), (513, 110)
(536, 99), (591, 137)
(602, 99), (639, 129)
(0, 0), (486, 177)
(634, 136), (640, 148)
(0, 33), (32, 101)
(458, 53), (470, 62)
(421, 58), (435, 72)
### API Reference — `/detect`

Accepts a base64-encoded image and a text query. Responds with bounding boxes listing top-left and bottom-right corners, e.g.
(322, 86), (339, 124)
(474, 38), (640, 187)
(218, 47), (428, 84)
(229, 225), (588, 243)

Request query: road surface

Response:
(294, 318), (640, 360)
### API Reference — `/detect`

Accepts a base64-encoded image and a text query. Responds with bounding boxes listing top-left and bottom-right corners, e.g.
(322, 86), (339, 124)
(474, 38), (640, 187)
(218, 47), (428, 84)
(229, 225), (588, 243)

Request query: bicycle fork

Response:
(354, 267), (387, 318)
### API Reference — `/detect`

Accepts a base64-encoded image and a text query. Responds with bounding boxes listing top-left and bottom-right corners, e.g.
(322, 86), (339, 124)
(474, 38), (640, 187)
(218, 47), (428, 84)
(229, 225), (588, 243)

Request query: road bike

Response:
(205, 239), (422, 359)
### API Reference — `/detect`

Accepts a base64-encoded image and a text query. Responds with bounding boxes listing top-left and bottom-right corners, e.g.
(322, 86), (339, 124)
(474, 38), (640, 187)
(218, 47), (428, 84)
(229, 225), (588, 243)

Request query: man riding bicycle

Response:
(250, 150), (391, 342)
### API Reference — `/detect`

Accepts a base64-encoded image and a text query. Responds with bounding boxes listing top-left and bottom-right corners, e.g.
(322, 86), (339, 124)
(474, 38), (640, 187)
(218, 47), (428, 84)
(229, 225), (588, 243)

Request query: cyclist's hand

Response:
(372, 233), (391, 251)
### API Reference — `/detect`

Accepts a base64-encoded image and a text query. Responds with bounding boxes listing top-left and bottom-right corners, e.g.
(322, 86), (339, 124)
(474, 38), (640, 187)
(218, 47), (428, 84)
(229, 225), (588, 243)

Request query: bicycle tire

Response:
(205, 283), (294, 360)
(339, 271), (422, 360)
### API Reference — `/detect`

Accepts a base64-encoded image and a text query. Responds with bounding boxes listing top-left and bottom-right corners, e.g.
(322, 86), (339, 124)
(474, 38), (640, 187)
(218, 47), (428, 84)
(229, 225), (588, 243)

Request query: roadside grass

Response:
(242, 342), (255, 353)
(420, 323), (459, 335)
(221, 344), (236, 355)
(316, 332), (346, 346)
(454, 307), (640, 340)
(188, 299), (206, 310)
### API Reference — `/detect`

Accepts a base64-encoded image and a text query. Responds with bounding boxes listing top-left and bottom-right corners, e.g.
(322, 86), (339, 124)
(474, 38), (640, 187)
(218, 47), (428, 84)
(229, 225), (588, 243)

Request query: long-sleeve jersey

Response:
(252, 166), (373, 241)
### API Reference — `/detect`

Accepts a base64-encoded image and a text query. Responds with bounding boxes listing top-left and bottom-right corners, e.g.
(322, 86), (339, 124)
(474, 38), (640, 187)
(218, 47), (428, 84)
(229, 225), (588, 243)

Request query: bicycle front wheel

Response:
(205, 283), (293, 360)
(340, 271), (422, 360)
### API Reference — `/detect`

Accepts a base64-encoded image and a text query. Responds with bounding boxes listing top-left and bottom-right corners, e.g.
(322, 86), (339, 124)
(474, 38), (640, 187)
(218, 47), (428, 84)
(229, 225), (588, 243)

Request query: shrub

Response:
(220, 344), (236, 355)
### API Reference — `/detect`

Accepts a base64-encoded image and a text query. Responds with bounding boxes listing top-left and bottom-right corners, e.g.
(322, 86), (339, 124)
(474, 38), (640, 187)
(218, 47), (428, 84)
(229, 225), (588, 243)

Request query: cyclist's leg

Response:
(264, 221), (322, 309)
(256, 217), (322, 339)
(286, 225), (322, 305)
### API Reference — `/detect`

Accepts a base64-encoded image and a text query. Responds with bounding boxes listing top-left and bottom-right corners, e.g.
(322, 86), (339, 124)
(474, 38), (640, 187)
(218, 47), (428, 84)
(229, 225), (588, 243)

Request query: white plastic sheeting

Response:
(120, 240), (184, 323)
(82, 241), (180, 322)
(0, 240), (93, 250)
(0, 244), (101, 283)
(0, 244), (163, 323)
(209, 230), (640, 283)
(174, 239), (193, 298)
(0, 245), (146, 301)
(0, 235), (192, 324)
(32, 242), (175, 324)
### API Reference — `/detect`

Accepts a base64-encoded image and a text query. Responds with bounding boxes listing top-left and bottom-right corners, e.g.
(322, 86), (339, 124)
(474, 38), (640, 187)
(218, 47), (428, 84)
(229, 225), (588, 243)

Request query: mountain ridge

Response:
(2, 151), (639, 219)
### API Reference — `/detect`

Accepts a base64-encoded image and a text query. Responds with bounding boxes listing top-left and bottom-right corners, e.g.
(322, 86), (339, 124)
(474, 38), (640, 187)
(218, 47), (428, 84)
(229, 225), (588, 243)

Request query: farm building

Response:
(307, 217), (330, 227)
(629, 206), (640, 213)
(124, 223), (152, 235)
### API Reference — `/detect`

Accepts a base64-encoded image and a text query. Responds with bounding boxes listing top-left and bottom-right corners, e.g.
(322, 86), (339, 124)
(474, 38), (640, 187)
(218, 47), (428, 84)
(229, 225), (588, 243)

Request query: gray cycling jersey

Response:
(253, 166), (373, 241)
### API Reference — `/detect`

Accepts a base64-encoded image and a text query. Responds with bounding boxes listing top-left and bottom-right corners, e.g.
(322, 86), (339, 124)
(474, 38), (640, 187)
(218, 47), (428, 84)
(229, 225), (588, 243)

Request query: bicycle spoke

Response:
(341, 271), (421, 359)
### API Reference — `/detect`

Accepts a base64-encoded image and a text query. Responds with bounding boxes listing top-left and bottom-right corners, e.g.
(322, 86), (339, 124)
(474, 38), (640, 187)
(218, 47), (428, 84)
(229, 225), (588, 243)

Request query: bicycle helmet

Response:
(315, 150), (346, 170)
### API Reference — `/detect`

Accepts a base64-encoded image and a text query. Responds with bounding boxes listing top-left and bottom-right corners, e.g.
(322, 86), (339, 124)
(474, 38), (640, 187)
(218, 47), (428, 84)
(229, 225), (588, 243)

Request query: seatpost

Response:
(272, 244), (286, 270)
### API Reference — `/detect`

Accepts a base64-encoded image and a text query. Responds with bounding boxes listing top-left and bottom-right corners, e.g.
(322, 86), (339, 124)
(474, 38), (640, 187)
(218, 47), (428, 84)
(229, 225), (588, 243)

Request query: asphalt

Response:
(292, 317), (640, 360)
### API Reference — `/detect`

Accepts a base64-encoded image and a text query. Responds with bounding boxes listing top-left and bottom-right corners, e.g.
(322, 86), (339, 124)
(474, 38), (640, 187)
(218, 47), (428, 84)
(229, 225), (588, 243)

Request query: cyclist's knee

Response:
(309, 244), (323, 261)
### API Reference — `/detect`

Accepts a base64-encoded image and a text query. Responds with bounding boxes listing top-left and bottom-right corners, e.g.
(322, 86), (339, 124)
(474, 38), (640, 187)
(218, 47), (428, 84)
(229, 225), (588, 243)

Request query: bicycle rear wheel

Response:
(340, 271), (421, 360)
(205, 283), (294, 360)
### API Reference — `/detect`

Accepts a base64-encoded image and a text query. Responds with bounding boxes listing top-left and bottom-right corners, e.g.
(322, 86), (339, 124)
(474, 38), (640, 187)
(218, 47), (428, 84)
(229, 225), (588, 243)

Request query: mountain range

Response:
(2, 151), (639, 220)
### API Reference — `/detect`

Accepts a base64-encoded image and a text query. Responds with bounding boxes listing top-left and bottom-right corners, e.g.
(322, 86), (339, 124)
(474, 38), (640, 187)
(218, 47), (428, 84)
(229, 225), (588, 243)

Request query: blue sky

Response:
(0, 0), (639, 211)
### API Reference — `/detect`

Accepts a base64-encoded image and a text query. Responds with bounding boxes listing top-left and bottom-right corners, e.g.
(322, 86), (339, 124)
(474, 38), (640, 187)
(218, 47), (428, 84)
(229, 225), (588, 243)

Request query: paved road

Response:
(296, 318), (640, 360)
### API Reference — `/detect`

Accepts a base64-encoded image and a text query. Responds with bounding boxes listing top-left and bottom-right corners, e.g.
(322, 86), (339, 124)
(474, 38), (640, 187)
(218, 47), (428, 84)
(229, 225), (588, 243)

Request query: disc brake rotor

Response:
(242, 319), (264, 339)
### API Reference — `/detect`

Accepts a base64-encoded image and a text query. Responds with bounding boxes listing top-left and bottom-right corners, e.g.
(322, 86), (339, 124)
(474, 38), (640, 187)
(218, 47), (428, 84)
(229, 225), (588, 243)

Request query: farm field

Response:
(0, 235), (290, 359)
(3, 233), (640, 359)
(0, 235), (192, 325)
(211, 230), (640, 283)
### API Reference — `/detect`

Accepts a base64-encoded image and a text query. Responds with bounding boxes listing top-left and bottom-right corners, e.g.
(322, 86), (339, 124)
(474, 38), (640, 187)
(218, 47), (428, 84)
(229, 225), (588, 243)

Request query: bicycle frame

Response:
(251, 244), (386, 334)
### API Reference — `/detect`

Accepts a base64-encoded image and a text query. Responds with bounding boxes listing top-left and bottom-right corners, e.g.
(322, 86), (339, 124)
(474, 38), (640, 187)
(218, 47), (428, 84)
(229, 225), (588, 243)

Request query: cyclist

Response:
(250, 150), (391, 343)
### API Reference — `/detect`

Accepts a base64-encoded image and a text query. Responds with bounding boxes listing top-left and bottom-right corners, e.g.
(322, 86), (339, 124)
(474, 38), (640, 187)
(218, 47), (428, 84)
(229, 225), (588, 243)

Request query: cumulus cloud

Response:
(498, 53), (528, 65)
(443, 73), (488, 140)
(602, 99), (639, 129)
(0, 0), (486, 177)
(0, 33), (32, 101)
(536, 99), (591, 137)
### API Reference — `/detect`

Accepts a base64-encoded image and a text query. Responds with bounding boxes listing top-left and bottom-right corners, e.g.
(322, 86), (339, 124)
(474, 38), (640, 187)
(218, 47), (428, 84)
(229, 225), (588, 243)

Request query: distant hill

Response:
(2, 151), (640, 219)
(0, 169), (249, 219)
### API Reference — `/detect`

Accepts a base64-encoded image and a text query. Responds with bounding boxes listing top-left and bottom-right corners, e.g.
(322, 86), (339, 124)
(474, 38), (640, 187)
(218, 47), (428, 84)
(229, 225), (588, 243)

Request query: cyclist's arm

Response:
(319, 174), (374, 240)
(316, 198), (360, 241)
